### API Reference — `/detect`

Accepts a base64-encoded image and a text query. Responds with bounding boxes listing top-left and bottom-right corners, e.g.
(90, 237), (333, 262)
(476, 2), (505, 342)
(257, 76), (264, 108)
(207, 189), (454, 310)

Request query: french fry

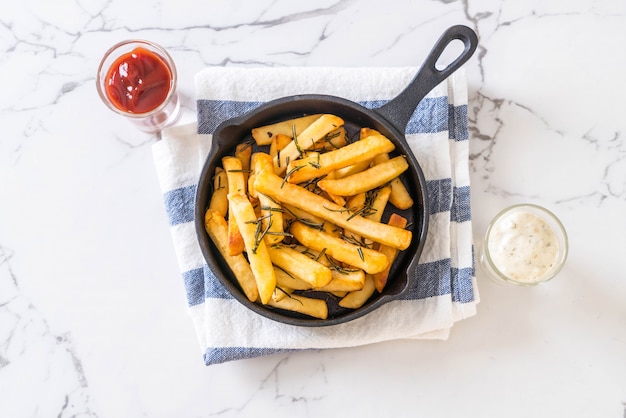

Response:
(228, 193), (276, 304)
(252, 114), (322, 146)
(275, 267), (312, 291)
(235, 142), (252, 187)
(269, 133), (292, 159)
(364, 186), (391, 222)
(271, 284), (293, 302)
(290, 221), (389, 274)
(281, 203), (341, 237)
(333, 159), (372, 179)
(204, 212), (259, 303)
(343, 192), (367, 245)
(285, 134), (395, 184)
(268, 245), (333, 288)
(313, 126), (348, 151)
(319, 171), (346, 207)
(251, 153), (285, 244)
(207, 167), (228, 218)
(373, 153), (414, 210)
(273, 114), (345, 175)
(360, 127), (384, 139)
(254, 170), (412, 250)
(339, 274), (376, 309)
(266, 293), (328, 320)
(373, 213), (408, 292)
(317, 155), (409, 197)
(222, 157), (246, 256)
(315, 268), (365, 292)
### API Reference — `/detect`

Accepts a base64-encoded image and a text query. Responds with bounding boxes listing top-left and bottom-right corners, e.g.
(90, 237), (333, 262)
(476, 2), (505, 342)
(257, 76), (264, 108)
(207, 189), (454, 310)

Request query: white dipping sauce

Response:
(487, 210), (559, 283)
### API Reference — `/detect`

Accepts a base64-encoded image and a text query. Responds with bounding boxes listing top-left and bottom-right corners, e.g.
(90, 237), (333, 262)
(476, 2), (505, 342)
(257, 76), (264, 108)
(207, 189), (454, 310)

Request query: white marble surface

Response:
(1, 0), (625, 416)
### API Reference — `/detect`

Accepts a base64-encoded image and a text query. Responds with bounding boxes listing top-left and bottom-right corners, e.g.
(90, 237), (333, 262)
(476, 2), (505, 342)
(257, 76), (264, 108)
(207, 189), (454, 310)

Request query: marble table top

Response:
(1, 0), (625, 417)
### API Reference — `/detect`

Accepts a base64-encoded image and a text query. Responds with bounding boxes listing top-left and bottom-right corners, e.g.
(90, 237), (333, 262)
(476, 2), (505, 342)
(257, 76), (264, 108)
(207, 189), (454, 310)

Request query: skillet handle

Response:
(375, 25), (478, 132)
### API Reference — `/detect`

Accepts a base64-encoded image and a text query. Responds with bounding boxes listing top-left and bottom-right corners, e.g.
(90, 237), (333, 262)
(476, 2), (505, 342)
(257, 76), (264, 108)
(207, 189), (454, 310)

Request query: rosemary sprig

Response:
(357, 247), (365, 262)
(292, 124), (303, 158)
(281, 165), (304, 188)
(308, 160), (321, 169)
(314, 247), (327, 262)
(246, 214), (273, 253)
(326, 254), (360, 274)
(323, 206), (351, 214)
(226, 169), (253, 173)
(259, 205), (285, 213)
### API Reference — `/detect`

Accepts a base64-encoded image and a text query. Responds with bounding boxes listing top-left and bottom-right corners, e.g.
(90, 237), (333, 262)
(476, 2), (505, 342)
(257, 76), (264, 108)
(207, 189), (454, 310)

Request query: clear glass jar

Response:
(479, 204), (568, 286)
(96, 39), (181, 133)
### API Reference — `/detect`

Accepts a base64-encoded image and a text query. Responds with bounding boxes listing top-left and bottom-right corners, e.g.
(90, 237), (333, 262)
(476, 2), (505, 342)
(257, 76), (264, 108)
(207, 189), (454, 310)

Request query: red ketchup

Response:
(104, 47), (172, 114)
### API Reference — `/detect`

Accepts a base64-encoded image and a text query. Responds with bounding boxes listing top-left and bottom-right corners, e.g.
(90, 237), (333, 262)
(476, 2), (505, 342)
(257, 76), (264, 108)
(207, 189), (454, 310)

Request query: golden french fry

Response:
(343, 192), (367, 246)
(228, 193), (276, 305)
(254, 170), (412, 250)
(339, 274), (376, 309)
(333, 159), (372, 179)
(364, 186), (391, 222)
(207, 167), (228, 218)
(204, 212), (259, 303)
(250, 153), (285, 244)
(315, 268), (365, 292)
(252, 114), (323, 146)
(286, 134), (395, 184)
(373, 213), (408, 292)
(274, 267), (312, 291)
(313, 126), (348, 151)
(266, 293), (328, 320)
(290, 221), (389, 274)
(281, 204), (340, 237)
(222, 157), (247, 256)
(373, 153), (414, 210)
(271, 284), (293, 302)
(360, 127), (383, 139)
(273, 114), (344, 175)
(235, 142), (252, 187)
(317, 155), (409, 196)
(268, 245), (333, 288)
(269, 134), (292, 159)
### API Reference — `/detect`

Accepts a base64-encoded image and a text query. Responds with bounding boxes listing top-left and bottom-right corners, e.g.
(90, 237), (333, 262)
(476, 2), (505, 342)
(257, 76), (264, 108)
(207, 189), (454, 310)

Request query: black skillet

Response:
(195, 25), (478, 326)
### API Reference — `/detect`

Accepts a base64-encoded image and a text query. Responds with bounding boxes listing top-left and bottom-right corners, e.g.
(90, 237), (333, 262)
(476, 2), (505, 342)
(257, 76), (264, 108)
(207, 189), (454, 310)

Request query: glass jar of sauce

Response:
(96, 40), (181, 133)
(479, 204), (568, 286)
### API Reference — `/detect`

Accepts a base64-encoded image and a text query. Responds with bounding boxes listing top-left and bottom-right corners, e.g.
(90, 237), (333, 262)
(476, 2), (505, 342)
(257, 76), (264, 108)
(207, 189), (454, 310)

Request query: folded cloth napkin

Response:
(152, 67), (479, 366)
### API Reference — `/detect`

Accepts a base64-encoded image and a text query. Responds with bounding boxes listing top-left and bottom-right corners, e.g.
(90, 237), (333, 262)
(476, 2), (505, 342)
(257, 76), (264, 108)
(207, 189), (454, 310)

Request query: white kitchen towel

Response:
(152, 67), (478, 366)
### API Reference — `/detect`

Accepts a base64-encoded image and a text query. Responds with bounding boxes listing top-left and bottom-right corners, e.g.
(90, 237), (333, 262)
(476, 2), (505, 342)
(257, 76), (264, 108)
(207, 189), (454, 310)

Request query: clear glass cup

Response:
(96, 40), (181, 133)
(478, 204), (568, 286)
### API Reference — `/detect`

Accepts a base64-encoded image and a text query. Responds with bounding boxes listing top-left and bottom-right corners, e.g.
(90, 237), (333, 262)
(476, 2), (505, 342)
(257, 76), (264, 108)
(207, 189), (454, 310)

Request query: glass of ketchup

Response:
(97, 40), (181, 133)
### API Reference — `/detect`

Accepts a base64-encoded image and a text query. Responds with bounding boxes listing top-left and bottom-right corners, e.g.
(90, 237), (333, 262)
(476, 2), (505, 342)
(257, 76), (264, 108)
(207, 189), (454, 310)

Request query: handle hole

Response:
(435, 38), (466, 71)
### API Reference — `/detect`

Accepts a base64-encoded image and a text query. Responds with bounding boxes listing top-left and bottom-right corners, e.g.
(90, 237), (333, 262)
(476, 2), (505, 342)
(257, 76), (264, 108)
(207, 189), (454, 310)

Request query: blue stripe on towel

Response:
(451, 266), (475, 303)
(196, 97), (449, 135)
(448, 104), (468, 141)
(204, 264), (234, 300)
(204, 347), (297, 366)
(183, 267), (205, 306)
(197, 100), (264, 134)
(400, 258), (452, 300)
(451, 185), (472, 223)
(163, 185), (196, 226)
(427, 178), (452, 215)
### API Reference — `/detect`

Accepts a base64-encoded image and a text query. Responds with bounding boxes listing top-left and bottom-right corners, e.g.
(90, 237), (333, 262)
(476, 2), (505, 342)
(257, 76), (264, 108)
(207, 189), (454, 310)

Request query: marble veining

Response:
(1, 0), (625, 416)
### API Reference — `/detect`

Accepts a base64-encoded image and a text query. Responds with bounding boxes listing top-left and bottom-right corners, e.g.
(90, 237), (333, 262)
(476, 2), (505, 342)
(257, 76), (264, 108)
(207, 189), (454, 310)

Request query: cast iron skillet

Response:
(195, 25), (478, 326)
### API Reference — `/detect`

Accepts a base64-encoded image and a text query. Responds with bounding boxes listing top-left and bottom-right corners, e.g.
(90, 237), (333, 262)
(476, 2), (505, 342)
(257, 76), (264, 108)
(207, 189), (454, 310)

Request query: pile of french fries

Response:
(204, 114), (414, 320)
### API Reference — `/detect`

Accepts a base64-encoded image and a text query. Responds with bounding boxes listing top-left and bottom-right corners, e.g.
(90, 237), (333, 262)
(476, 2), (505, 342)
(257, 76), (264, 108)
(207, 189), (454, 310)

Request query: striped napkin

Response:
(152, 67), (478, 366)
